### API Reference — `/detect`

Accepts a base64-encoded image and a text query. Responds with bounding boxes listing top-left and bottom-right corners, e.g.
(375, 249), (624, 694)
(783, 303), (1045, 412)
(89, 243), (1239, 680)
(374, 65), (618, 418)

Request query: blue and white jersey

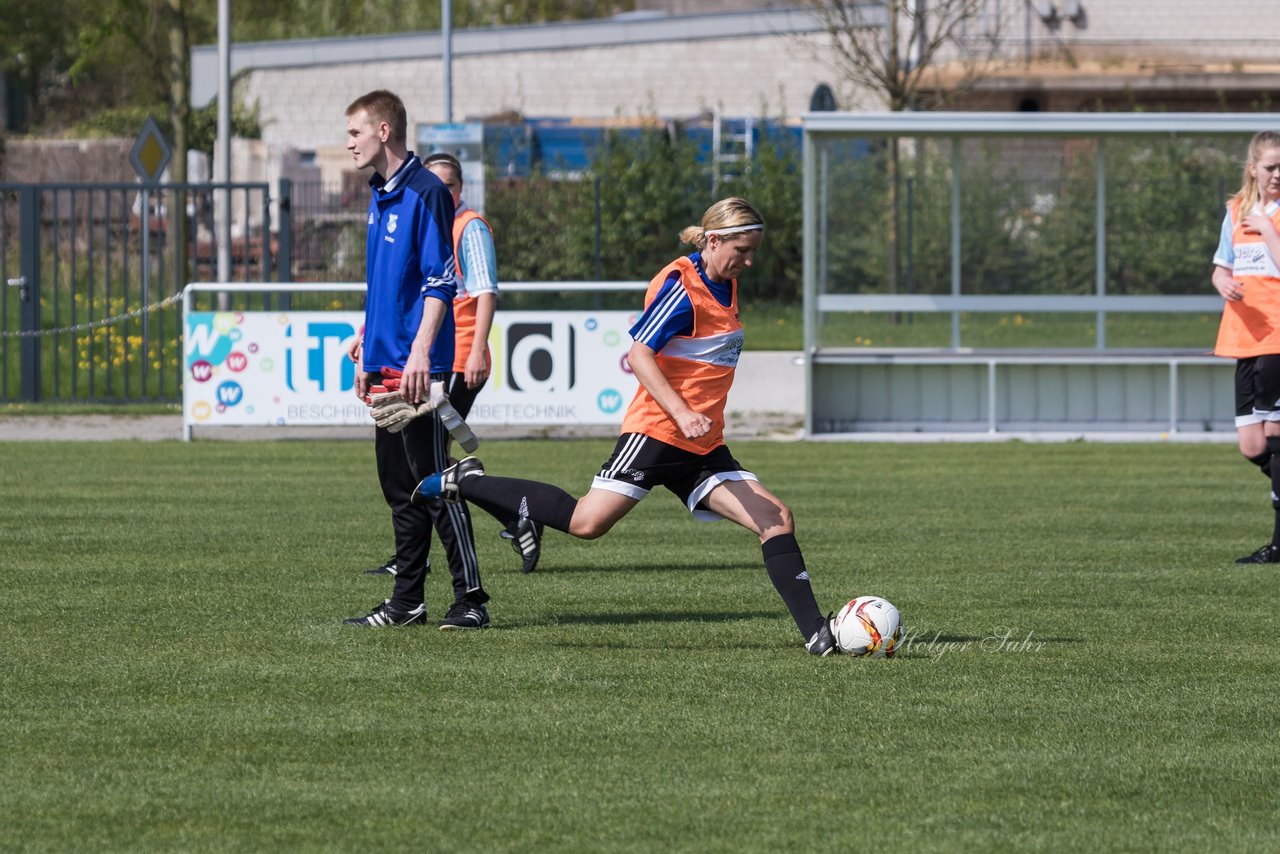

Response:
(629, 253), (734, 353)
(362, 153), (458, 375)
(1214, 199), (1280, 270)
(456, 204), (498, 300)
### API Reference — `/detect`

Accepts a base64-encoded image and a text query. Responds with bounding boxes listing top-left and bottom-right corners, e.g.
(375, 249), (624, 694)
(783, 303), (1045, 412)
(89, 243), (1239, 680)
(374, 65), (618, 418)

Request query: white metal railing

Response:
(810, 349), (1225, 435)
(815, 294), (1224, 314)
(182, 281), (648, 311)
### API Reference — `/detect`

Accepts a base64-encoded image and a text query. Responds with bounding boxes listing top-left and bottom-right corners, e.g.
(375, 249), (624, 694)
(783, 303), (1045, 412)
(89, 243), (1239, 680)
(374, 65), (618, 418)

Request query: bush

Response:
(485, 119), (805, 301)
(811, 133), (1242, 297)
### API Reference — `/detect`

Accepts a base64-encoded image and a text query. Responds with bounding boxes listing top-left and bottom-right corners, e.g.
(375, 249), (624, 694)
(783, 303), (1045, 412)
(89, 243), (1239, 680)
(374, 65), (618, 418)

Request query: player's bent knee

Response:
(754, 501), (793, 538)
(1238, 427), (1267, 459)
(774, 505), (795, 534)
(568, 517), (615, 539)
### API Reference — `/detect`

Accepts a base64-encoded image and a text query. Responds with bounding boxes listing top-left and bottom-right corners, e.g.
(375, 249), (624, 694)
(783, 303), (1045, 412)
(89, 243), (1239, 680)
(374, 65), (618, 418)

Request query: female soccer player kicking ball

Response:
(412, 197), (839, 655)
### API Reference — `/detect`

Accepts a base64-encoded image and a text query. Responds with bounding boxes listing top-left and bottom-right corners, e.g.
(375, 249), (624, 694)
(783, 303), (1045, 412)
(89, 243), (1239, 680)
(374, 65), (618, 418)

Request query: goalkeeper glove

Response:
(367, 383), (479, 452)
(368, 381), (447, 433)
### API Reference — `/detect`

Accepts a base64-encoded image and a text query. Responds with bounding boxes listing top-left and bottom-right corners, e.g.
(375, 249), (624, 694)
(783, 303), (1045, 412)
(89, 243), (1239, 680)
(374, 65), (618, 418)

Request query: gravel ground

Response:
(0, 414), (1239, 444)
(0, 412), (806, 442)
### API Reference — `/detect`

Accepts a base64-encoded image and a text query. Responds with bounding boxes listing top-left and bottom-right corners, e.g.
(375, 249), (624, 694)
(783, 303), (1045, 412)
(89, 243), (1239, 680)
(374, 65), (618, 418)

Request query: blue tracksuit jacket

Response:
(362, 154), (457, 375)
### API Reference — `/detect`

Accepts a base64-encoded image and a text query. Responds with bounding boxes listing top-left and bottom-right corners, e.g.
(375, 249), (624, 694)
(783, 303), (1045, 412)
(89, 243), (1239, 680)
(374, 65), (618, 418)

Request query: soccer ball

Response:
(832, 596), (903, 658)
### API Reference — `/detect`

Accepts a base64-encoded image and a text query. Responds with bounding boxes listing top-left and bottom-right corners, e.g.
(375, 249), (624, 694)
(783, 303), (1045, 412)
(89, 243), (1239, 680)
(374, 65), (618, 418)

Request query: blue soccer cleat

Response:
(412, 456), (485, 505)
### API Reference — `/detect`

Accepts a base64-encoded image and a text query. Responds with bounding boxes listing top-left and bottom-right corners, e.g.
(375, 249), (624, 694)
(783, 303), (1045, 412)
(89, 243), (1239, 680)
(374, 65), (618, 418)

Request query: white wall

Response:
(242, 32), (840, 155)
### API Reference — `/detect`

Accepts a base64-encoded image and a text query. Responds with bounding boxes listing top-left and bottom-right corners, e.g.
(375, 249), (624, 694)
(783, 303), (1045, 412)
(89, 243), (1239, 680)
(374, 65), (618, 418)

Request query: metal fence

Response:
(0, 174), (639, 405)
(1, 181), (287, 403)
(289, 178), (367, 284)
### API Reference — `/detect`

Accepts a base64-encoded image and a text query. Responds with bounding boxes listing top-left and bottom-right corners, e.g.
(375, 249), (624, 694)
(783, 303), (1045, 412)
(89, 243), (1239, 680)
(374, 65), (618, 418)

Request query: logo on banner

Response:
(216, 381), (243, 408)
(186, 314), (235, 368)
(285, 322), (357, 393)
(506, 322), (576, 392)
(597, 388), (624, 414)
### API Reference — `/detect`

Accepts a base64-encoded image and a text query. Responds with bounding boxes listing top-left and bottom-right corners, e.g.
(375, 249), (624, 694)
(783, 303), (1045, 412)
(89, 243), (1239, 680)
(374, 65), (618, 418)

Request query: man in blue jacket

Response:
(342, 89), (490, 629)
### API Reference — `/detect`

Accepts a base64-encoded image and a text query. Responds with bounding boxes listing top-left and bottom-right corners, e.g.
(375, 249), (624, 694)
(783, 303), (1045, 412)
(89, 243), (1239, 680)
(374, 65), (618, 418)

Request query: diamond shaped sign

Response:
(130, 116), (171, 184)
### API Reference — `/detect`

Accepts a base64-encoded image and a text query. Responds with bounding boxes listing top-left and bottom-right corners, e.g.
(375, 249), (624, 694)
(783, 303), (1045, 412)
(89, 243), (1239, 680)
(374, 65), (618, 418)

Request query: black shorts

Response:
(444, 372), (486, 420)
(1234, 356), (1280, 427)
(591, 433), (758, 521)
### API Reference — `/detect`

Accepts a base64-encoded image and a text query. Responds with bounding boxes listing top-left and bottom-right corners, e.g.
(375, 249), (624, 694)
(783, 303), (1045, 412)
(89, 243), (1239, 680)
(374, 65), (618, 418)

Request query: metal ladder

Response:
(711, 109), (754, 191)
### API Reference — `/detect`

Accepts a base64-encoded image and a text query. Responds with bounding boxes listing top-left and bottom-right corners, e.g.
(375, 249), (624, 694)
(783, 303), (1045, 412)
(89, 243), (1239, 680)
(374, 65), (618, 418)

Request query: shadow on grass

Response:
(548, 639), (785, 651)
(527, 560), (751, 574)
(483, 609), (778, 633)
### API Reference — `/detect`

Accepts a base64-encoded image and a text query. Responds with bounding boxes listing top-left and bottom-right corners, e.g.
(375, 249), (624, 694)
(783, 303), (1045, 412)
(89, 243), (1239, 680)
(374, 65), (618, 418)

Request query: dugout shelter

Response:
(801, 111), (1270, 438)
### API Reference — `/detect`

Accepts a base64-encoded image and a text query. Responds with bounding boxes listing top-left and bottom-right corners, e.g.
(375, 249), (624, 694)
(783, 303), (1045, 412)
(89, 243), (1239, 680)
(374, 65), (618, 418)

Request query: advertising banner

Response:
(183, 310), (640, 430)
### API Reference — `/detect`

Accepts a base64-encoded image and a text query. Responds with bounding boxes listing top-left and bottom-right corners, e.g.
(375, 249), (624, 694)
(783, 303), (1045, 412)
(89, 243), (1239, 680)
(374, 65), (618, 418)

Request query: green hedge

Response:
(484, 124), (805, 301)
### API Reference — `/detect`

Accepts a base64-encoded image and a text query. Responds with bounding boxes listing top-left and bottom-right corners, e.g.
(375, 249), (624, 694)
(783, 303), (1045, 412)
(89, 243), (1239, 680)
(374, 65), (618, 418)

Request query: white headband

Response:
(704, 224), (764, 237)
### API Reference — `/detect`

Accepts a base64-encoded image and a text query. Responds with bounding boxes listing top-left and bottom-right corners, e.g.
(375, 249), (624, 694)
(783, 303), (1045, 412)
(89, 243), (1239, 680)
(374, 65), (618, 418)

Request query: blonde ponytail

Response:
(678, 197), (764, 249)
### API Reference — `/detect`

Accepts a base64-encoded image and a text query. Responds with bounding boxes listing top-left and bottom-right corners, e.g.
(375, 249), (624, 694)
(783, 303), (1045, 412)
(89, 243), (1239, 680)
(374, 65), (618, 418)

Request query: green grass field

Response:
(2, 439), (1278, 851)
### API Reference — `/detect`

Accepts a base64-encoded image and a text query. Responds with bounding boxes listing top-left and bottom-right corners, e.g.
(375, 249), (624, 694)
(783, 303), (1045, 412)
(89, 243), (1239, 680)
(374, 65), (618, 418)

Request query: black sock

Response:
(462, 475), (577, 533)
(1266, 438), (1280, 547)
(1248, 451), (1273, 479)
(482, 506), (519, 531)
(762, 534), (824, 640)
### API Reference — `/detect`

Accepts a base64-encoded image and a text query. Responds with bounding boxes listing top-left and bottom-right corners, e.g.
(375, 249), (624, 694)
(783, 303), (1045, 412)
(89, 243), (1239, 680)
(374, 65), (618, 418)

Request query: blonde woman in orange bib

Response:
(413, 198), (840, 655)
(1212, 130), (1280, 563)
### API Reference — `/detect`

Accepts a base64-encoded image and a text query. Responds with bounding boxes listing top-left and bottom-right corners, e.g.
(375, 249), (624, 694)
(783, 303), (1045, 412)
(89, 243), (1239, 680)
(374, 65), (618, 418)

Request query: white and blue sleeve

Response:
(458, 218), (498, 298)
(1213, 210), (1235, 269)
(629, 274), (694, 353)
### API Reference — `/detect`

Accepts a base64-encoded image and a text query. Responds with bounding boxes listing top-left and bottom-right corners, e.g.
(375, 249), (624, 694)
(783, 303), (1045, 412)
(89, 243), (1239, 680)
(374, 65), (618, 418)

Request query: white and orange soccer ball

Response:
(832, 596), (903, 658)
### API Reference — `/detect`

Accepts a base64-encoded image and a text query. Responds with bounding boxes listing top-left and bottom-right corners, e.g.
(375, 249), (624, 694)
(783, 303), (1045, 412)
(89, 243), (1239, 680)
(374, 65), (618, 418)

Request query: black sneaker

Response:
(343, 599), (426, 627)
(1236, 544), (1280, 564)
(505, 517), (543, 574)
(412, 456), (485, 506)
(362, 556), (398, 576)
(438, 601), (490, 630)
(805, 616), (837, 656)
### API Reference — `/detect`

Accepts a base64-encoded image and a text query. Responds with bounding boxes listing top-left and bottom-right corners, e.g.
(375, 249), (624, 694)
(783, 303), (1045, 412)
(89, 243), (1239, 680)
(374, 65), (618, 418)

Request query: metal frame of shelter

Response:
(800, 111), (1271, 437)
